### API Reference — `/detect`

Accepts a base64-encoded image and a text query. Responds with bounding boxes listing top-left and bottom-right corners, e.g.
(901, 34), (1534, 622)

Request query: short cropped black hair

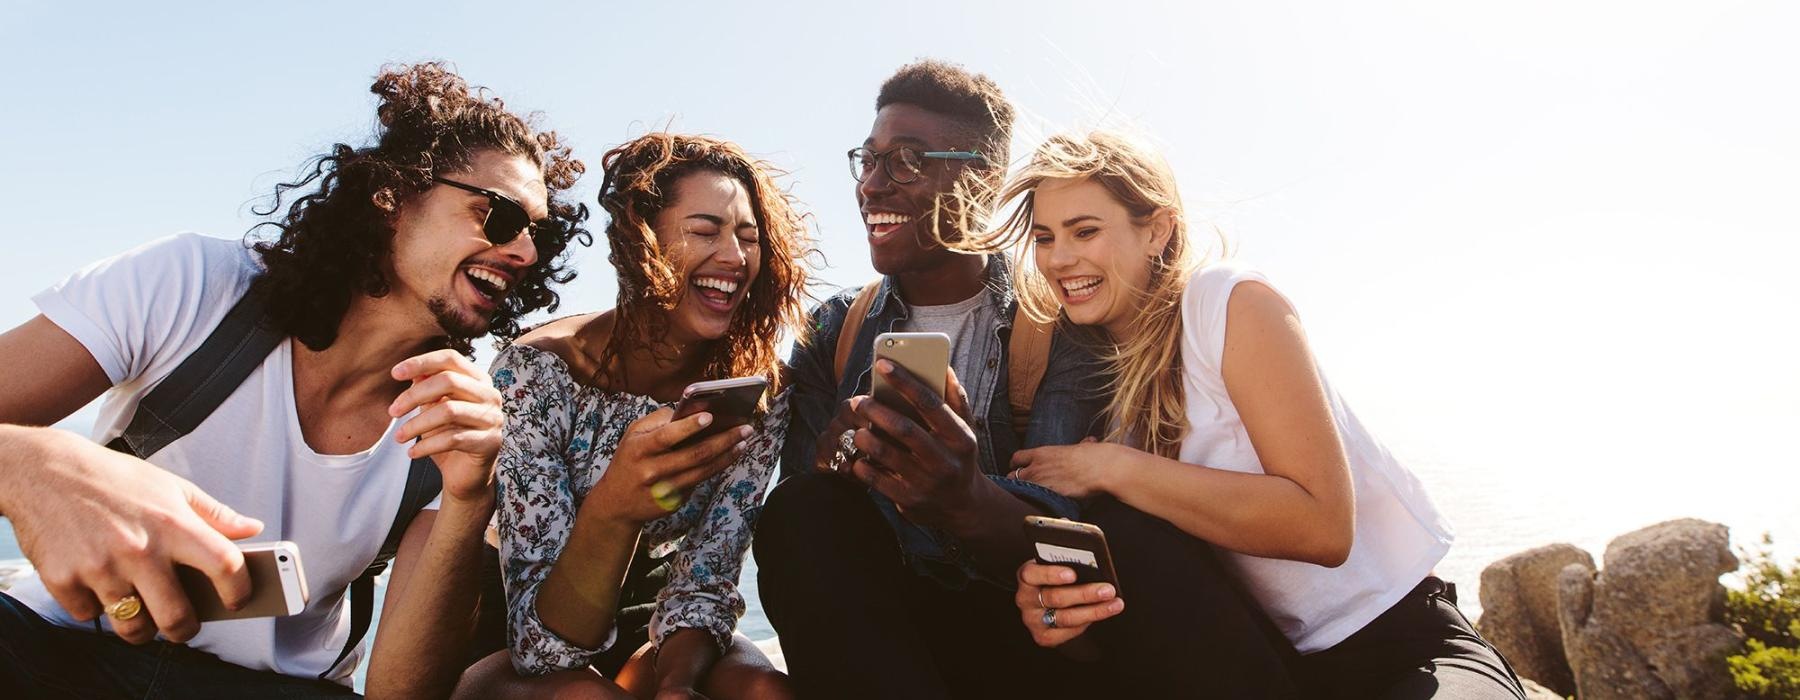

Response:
(875, 59), (1013, 168)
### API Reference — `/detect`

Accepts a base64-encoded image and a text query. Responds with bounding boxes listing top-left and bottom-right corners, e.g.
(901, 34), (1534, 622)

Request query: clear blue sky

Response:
(4, 1), (1796, 548)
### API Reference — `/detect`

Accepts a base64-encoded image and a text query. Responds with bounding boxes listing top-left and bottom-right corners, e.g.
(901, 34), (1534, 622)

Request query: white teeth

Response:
(1061, 277), (1102, 295)
(694, 277), (739, 295)
(863, 212), (912, 226)
(465, 268), (508, 293)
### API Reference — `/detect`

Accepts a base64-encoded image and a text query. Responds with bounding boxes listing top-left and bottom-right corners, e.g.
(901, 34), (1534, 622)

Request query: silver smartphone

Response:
(870, 332), (951, 425)
(176, 540), (309, 621)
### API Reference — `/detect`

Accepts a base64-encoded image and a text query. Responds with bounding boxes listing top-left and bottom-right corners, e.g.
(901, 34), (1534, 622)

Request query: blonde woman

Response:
(985, 133), (1525, 699)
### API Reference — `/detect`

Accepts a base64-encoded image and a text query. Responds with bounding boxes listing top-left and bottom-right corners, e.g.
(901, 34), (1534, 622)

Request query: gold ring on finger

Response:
(104, 594), (143, 622)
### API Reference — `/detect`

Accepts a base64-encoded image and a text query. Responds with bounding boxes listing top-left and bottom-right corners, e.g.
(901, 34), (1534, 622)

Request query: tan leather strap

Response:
(832, 282), (883, 383)
(1006, 310), (1055, 433)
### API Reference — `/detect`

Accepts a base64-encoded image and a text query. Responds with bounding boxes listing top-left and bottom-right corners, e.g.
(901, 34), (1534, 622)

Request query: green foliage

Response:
(1727, 534), (1800, 698)
(1730, 640), (1800, 699)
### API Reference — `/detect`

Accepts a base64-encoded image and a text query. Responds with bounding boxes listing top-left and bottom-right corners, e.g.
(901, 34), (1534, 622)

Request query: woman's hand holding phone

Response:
(594, 407), (753, 524)
(1015, 559), (1125, 648)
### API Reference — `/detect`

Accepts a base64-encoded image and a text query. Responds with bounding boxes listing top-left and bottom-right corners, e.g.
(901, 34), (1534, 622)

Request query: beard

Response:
(427, 294), (494, 341)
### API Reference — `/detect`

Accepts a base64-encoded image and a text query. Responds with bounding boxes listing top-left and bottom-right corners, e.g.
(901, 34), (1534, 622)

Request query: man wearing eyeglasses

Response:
(0, 63), (585, 698)
(754, 59), (1109, 699)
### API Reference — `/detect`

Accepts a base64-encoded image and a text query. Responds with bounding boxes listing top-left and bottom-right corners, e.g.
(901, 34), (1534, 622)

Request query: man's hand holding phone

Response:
(842, 358), (984, 531)
(0, 427), (262, 645)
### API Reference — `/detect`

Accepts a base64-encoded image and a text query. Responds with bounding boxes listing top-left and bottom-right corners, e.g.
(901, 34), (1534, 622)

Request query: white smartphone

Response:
(870, 332), (951, 424)
(177, 540), (309, 621)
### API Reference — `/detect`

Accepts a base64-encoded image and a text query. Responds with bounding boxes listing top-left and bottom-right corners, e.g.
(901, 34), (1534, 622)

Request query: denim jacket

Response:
(779, 255), (1108, 587)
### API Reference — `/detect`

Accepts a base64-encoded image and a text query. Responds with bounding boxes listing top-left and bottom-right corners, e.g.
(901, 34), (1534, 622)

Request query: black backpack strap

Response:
(106, 292), (283, 458)
(321, 454), (442, 680)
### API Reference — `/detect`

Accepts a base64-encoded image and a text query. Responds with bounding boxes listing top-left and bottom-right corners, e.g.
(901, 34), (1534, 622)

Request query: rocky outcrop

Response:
(1478, 543), (1593, 695)
(1556, 519), (1744, 700)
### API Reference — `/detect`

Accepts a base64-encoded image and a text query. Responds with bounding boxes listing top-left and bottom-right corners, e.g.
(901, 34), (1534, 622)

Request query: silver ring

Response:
(828, 429), (857, 471)
(1042, 607), (1058, 629)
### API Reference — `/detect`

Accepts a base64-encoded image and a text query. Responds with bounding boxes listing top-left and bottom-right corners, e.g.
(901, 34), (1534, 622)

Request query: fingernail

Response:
(697, 413), (713, 427)
(737, 425), (754, 439)
(1097, 584), (1116, 600)
(1109, 599), (1125, 613)
(876, 359), (893, 373)
(1059, 569), (1076, 583)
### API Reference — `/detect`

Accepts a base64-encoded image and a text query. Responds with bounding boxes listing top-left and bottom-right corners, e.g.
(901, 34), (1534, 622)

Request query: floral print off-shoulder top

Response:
(491, 342), (789, 676)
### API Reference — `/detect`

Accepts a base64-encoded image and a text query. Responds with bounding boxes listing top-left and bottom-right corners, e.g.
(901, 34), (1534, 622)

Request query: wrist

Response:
(0, 425), (67, 515)
(939, 477), (1007, 540)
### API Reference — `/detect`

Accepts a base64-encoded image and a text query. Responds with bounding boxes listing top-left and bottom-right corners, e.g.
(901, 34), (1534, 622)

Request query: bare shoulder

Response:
(512, 311), (610, 379)
(1223, 281), (1304, 343)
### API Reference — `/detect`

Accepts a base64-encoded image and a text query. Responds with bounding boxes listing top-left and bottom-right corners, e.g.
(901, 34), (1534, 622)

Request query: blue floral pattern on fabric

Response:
(491, 343), (788, 675)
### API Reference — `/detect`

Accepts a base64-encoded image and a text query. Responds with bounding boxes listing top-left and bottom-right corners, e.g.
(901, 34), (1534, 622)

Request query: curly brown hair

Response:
(247, 62), (590, 354)
(595, 133), (813, 397)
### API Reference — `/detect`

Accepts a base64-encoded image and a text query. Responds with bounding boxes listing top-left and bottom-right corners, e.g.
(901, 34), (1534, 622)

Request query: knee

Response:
(1082, 497), (1224, 581)
(754, 472), (867, 555)
(720, 666), (795, 700)
(454, 650), (621, 700)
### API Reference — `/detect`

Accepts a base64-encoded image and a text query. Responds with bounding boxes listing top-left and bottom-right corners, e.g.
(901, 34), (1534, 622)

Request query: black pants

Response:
(1079, 496), (1300, 698)
(753, 473), (1296, 699)
(1298, 577), (1526, 699)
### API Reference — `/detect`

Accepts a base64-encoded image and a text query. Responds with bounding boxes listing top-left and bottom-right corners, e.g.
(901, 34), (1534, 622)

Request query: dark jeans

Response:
(753, 473), (1295, 699)
(0, 591), (357, 699)
(1298, 577), (1526, 699)
(1078, 496), (1300, 698)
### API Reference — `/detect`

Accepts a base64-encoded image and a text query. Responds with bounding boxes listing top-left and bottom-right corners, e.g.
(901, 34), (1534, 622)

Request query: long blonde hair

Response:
(963, 132), (1205, 458)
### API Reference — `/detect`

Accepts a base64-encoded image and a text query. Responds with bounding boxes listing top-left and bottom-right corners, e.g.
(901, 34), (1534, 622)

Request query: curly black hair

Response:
(247, 62), (590, 354)
(876, 59), (1015, 168)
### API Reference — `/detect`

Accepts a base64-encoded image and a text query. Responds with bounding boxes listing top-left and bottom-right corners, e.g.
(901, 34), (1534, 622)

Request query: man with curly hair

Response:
(753, 59), (1111, 698)
(0, 62), (588, 698)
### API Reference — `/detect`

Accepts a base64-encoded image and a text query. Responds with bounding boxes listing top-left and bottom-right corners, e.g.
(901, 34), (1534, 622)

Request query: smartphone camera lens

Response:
(884, 339), (896, 347)
(278, 555), (289, 563)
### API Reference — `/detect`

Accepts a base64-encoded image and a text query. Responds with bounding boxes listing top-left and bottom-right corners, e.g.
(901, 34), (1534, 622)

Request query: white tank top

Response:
(1175, 261), (1454, 654)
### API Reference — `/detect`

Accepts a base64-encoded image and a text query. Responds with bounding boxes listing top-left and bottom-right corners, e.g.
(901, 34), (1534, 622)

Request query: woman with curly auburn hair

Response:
(456, 133), (812, 700)
(984, 132), (1524, 698)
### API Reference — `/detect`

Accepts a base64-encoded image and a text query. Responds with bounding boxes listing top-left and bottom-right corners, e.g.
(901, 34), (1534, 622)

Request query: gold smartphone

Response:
(177, 540), (309, 621)
(1024, 516), (1122, 594)
(870, 332), (951, 425)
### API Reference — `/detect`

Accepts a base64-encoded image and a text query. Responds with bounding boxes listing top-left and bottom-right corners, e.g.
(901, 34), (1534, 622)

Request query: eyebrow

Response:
(1031, 214), (1103, 232)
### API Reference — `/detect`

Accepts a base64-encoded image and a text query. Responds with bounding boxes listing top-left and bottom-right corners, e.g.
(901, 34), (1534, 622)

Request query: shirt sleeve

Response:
(649, 390), (790, 653)
(492, 345), (614, 675)
(32, 233), (257, 385)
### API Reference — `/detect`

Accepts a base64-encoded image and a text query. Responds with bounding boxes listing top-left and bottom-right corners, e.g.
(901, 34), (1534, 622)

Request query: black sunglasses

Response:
(431, 176), (539, 245)
(847, 146), (984, 184)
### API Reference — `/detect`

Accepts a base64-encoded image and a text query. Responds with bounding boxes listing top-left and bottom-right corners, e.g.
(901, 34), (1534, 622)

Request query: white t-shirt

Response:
(1176, 261), (1454, 654)
(12, 233), (436, 685)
